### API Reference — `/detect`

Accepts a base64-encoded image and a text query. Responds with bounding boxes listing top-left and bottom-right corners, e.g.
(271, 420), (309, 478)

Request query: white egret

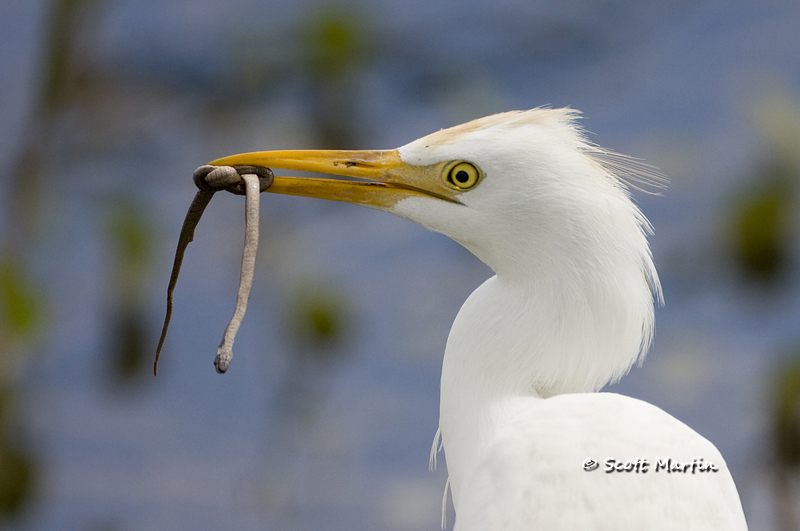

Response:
(210, 108), (747, 529)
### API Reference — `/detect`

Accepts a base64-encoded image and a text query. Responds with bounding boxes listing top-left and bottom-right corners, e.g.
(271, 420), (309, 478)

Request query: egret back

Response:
(455, 393), (747, 530)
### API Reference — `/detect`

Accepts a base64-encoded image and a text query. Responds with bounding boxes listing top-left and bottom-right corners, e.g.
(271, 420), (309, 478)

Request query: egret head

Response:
(212, 108), (660, 288)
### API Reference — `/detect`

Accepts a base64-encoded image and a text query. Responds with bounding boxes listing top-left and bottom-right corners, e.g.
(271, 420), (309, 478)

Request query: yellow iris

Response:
(447, 162), (481, 190)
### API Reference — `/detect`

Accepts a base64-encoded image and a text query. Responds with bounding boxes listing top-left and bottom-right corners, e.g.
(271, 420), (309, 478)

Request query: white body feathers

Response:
(457, 393), (746, 530)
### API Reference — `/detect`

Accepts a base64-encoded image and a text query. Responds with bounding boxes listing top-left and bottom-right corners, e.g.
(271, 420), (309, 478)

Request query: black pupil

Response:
(455, 170), (470, 183)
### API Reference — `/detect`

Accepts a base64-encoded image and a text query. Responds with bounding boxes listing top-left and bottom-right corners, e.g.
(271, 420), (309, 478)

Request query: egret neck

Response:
(439, 256), (655, 507)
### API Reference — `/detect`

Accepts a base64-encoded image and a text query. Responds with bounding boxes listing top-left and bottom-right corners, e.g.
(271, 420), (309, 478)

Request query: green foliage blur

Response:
(0, 257), (42, 521)
(729, 181), (791, 283)
(0, 259), (44, 348)
(287, 282), (351, 356)
(233, 5), (377, 148)
(303, 8), (370, 81)
(1, 0), (102, 519)
(104, 199), (155, 387)
(726, 96), (800, 286)
(774, 359), (800, 465)
(733, 96), (800, 528)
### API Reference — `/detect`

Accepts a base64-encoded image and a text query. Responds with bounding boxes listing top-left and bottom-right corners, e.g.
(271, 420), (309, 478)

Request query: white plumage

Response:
(454, 393), (745, 529)
(386, 109), (747, 529)
(212, 108), (748, 529)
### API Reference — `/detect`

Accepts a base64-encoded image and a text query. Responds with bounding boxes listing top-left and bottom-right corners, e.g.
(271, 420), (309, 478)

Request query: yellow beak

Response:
(209, 149), (460, 208)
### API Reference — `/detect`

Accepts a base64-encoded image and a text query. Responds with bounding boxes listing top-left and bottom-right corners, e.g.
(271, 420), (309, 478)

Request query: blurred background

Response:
(1, 0), (799, 529)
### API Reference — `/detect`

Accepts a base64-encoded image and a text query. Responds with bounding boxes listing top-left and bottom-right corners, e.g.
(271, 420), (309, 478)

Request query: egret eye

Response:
(447, 162), (480, 190)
